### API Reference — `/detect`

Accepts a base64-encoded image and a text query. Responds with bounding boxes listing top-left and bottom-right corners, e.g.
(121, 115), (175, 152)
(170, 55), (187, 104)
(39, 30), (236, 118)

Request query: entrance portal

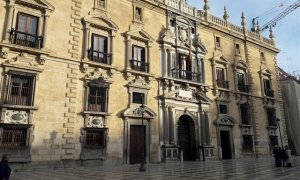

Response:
(220, 130), (232, 159)
(129, 125), (145, 164)
(177, 115), (197, 161)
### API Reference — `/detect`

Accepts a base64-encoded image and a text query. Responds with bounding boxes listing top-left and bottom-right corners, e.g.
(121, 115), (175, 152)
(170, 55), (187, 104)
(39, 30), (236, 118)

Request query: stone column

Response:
(200, 111), (206, 145)
(204, 112), (211, 145)
(201, 59), (206, 83)
(169, 106), (175, 144)
(163, 105), (170, 144)
(110, 31), (115, 64)
(4, 3), (14, 42)
(159, 105), (164, 145)
(42, 14), (50, 49)
(83, 25), (90, 60)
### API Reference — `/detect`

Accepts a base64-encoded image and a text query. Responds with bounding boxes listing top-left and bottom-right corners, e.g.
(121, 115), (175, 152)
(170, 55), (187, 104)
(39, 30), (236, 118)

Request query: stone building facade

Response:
(0, 0), (287, 166)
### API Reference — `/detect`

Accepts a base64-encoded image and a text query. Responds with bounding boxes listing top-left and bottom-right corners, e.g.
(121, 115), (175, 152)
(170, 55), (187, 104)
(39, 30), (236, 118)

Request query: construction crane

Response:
(251, 0), (300, 32)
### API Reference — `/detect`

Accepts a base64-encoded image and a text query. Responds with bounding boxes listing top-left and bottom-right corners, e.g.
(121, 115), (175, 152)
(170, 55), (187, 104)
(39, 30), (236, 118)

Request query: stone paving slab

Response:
(10, 157), (300, 180)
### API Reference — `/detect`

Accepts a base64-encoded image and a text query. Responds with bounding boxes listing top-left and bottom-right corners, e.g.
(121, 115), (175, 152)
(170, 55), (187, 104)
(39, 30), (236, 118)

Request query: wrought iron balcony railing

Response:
(171, 68), (201, 82)
(265, 89), (274, 97)
(238, 83), (250, 93)
(89, 49), (112, 65)
(130, 59), (149, 73)
(216, 80), (229, 89)
(10, 29), (43, 49)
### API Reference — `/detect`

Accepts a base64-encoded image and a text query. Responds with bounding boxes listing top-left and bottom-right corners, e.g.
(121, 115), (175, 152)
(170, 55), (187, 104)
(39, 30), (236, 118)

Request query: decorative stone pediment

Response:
(83, 14), (119, 32)
(213, 53), (229, 65)
(3, 53), (44, 72)
(216, 115), (236, 126)
(195, 92), (213, 104)
(16, 0), (55, 11)
(234, 60), (248, 69)
(85, 68), (111, 83)
(260, 68), (273, 76)
(123, 105), (157, 119)
(126, 26), (154, 43)
(127, 76), (150, 90)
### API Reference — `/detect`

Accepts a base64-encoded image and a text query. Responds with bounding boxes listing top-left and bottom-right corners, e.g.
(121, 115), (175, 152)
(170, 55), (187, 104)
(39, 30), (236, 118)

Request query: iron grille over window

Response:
(10, 13), (43, 48)
(240, 104), (251, 125)
(242, 135), (253, 152)
(0, 125), (29, 148)
(5, 73), (35, 106)
(267, 108), (276, 126)
(85, 128), (106, 148)
(269, 135), (278, 148)
(132, 92), (145, 104)
(88, 85), (108, 112)
(90, 34), (111, 65)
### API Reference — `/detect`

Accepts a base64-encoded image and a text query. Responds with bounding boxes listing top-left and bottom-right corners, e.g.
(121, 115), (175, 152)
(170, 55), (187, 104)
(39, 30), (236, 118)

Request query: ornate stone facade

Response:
(0, 0), (287, 166)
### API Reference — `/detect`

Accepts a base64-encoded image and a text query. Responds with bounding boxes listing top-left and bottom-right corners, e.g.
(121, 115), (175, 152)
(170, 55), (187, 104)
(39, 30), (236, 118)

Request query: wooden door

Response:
(178, 117), (196, 161)
(129, 125), (145, 164)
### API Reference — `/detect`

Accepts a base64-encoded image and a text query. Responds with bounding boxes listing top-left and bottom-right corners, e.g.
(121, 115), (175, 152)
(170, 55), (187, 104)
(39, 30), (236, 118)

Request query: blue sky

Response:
(187, 0), (300, 73)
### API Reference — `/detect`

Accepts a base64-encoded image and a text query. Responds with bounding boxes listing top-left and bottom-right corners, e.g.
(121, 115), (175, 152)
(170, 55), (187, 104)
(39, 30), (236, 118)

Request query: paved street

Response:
(10, 157), (300, 180)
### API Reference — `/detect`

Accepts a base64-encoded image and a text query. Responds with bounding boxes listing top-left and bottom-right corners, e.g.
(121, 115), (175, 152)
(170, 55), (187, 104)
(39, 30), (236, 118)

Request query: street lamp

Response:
(139, 103), (146, 172)
(276, 118), (283, 149)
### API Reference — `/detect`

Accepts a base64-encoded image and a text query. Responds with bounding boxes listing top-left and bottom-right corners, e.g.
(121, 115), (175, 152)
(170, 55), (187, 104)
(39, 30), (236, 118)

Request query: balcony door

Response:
(179, 54), (192, 80)
(16, 13), (38, 47)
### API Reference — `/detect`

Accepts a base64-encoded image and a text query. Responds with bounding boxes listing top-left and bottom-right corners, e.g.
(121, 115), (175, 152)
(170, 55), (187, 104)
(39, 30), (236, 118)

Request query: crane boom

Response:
(261, 0), (300, 31)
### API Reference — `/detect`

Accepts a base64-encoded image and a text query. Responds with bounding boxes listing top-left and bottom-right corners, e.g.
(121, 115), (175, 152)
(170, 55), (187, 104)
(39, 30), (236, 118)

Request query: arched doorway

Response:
(177, 115), (197, 161)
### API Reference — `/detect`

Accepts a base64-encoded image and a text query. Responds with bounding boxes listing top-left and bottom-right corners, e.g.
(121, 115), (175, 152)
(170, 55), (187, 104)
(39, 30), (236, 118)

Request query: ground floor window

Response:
(0, 125), (29, 148)
(242, 135), (253, 152)
(85, 128), (107, 149)
(269, 135), (278, 148)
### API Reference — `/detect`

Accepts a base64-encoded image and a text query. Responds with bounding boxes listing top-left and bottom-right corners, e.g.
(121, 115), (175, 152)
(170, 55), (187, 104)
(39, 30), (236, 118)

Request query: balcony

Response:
(130, 59), (149, 73)
(265, 89), (274, 97)
(10, 29), (43, 49)
(171, 68), (201, 82)
(216, 80), (229, 89)
(89, 49), (112, 65)
(238, 84), (250, 93)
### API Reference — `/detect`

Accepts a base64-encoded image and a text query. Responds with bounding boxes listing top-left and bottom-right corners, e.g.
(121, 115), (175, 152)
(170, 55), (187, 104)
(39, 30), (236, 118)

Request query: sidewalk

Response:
(10, 157), (300, 180)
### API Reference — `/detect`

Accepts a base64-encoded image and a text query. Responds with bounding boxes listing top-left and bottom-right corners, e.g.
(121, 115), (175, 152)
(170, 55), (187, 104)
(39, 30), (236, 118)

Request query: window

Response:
(88, 85), (108, 112)
(170, 20), (175, 27)
(135, 7), (142, 21)
(132, 92), (145, 104)
(216, 68), (228, 89)
(263, 79), (274, 97)
(131, 45), (148, 72)
(240, 104), (250, 124)
(237, 72), (249, 93)
(0, 125), (28, 148)
(215, 36), (221, 48)
(5, 74), (35, 106)
(219, 104), (228, 114)
(267, 108), (276, 126)
(85, 128), (106, 148)
(242, 135), (253, 152)
(191, 28), (195, 34)
(269, 135), (278, 148)
(90, 34), (110, 64)
(235, 44), (241, 54)
(260, 52), (265, 61)
(96, 0), (105, 8)
(11, 13), (42, 48)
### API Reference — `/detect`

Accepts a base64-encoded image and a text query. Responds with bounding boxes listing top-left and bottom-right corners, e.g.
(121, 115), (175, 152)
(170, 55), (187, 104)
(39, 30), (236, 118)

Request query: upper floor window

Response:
(237, 72), (249, 93)
(260, 52), (266, 62)
(215, 36), (221, 48)
(135, 7), (143, 22)
(87, 84), (109, 112)
(11, 13), (42, 49)
(90, 34), (110, 64)
(263, 78), (274, 97)
(5, 73), (35, 106)
(235, 44), (241, 54)
(266, 108), (276, 126)
(130, 45), (148, 72)
(96, 0), (105, 8)
(216, 67), (228, 89)
(132, 92), (145, 104)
